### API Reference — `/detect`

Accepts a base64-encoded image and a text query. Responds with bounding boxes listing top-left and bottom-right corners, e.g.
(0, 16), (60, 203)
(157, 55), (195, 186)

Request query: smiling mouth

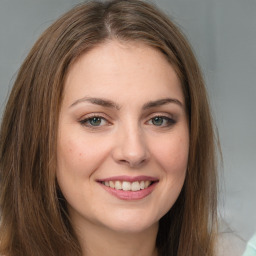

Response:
(100, 180), (155, 191)
(98, 176), (159, 200)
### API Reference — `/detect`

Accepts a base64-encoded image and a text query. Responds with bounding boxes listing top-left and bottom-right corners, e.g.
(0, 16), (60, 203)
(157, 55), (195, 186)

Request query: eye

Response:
(79, 116), (108, 127)
(148, 116), (176, 127)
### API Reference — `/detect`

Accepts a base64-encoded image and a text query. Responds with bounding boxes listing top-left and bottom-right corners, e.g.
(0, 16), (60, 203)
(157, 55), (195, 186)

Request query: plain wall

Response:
(0, 0), (255, 242)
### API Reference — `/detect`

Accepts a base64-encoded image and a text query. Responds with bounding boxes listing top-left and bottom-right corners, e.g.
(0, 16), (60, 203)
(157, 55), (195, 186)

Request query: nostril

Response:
(119, 158), (148, 168)
(111, 133), (150, 167)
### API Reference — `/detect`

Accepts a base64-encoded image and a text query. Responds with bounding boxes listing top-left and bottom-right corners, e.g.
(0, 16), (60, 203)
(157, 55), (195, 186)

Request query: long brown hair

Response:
(0, 1), (218, 255)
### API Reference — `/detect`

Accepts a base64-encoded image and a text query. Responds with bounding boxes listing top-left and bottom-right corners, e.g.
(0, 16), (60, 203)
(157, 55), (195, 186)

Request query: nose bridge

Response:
(112, 120), (149, 167)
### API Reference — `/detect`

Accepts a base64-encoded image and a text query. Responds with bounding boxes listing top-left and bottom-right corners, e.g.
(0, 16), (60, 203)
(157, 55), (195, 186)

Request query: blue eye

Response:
(152, 117), (164, 126)
(88, 117), (103, 126)
(149, 116), (175, 127)
(80, 116), (107, 127)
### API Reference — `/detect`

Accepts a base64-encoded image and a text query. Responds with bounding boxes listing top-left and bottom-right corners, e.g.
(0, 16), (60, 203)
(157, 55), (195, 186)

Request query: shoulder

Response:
(216, 232), (246, 256)
(243, 233), (256, 256)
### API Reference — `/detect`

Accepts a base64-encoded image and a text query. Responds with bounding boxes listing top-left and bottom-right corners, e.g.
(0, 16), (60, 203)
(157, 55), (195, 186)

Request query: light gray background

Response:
(0, 0), (255, 242)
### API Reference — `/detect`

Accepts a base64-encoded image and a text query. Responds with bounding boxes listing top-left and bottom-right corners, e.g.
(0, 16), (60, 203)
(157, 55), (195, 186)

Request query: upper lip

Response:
(97, 175), (159, 182)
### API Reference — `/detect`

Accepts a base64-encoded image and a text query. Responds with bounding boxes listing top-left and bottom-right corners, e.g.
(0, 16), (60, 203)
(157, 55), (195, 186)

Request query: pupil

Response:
(152, 117), (163, 126)
(90, 117), (101, 126)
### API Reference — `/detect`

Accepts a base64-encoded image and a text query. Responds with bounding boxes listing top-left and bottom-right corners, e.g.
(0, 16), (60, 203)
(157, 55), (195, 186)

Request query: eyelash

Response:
(79, 114), (176, 128)
(147, 115), (176, 127)
(79, 114), (109, 128)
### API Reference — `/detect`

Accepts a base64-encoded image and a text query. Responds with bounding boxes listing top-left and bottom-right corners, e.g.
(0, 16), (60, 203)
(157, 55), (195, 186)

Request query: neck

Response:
(73, 219), (159, 256)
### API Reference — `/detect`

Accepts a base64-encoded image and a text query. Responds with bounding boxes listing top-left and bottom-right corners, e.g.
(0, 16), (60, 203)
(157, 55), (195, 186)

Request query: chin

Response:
(100, 210), (160, 234)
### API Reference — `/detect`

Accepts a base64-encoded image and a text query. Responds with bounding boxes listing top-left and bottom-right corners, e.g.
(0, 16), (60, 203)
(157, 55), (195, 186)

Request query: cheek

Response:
(56, 134), (102, 205)
(58, 131), (94, 167)
(150, 134), (189, 218)
(57, 138), (86, 172)
(56, 131), (113, 182)
(152, 133), (189, 175)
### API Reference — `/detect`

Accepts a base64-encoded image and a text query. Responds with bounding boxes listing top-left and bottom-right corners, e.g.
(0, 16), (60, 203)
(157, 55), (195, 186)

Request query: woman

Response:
(0, 0), (218, 255)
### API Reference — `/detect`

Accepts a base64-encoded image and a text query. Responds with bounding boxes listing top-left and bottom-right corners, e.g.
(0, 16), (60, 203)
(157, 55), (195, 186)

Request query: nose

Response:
(112, 125), (149, 168)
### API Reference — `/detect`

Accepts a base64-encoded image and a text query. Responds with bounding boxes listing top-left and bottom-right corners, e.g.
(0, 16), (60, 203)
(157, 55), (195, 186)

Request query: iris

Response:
(152, 117), (164, 126)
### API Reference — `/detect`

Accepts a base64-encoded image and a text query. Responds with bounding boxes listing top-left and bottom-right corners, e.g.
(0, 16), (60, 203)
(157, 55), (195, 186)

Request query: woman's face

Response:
(57, 40), (189, 234)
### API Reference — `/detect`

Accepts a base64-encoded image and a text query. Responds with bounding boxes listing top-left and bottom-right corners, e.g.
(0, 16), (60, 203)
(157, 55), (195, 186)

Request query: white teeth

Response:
(122, 181), (131, 191)
(109, 181), (115, 188)
(115, 181), (122, 190)
(131, 181), (140, 191)
(102, 180), (153, 191)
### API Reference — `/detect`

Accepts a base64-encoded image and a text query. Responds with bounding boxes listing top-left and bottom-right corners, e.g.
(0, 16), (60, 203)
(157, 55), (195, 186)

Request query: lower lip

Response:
(99, 182), (158, 200)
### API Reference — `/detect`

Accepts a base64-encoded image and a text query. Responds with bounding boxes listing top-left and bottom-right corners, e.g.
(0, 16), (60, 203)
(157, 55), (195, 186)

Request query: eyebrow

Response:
(142, 98), (183, 110)
(69, 97), (183, 110)
(69, 97), (120, 110)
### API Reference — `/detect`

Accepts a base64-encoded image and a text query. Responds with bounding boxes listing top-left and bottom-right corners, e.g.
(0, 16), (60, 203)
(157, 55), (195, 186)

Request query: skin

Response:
(57, 40), (189, 256)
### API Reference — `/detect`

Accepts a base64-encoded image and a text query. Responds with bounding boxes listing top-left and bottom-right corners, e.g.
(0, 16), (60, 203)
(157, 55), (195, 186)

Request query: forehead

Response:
(63, 40), (184, 106)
